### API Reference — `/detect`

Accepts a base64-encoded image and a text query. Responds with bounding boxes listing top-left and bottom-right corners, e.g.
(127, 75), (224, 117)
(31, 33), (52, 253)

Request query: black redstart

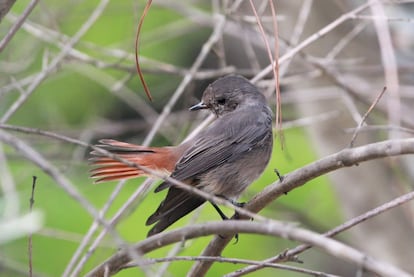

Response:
(90, 75), (273, 236)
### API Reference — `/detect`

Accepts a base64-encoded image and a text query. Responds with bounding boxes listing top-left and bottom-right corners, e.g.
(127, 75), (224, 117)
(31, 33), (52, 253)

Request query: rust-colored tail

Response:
(90, 139), (178, 183)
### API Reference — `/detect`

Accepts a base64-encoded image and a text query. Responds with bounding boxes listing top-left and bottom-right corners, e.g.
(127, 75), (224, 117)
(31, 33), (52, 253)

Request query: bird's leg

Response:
(209, 201), (228, 220)
(232, 201), (246, 220)
(209, 201), (231, 240)
(209, 196), (246, 243)
(216, 195), (247, 219)
(209, 195), (244, 219)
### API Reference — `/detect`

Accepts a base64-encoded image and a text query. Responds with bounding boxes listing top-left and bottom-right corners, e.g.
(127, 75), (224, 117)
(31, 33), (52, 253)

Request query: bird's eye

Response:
(217, 98), (226, 105)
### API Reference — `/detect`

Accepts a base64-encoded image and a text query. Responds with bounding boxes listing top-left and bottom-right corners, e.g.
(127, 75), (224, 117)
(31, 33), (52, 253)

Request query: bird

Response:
(90, 75), (273, 237)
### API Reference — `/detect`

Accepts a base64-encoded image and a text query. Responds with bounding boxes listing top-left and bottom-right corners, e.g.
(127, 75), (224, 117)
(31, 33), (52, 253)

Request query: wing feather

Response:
(156, 106), (272, 190)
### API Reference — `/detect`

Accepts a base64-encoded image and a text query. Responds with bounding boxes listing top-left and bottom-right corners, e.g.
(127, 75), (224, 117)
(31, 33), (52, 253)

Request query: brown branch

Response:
(188, 138), (414, 276)
(135, 0), (153, 101)
(0, 0), (39, 52)
(228, 189), (414, 276)
(349, 86), (387, 147)
(249, 0), (283, 145)
(268, 0), (282, 141)
(86, 220), (411, 277)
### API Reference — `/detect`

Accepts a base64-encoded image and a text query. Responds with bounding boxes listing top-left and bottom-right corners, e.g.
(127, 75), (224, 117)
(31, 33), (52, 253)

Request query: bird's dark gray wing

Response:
(146, 186), (204, 236)
(155, 105), (272, 191)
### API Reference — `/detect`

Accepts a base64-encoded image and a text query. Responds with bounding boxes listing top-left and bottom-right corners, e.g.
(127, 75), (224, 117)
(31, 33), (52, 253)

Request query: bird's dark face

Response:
(190, 75), (265, 117)
(199, 84), (241, 116)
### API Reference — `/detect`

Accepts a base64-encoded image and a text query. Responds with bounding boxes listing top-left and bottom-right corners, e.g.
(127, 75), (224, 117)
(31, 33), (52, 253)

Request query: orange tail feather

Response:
(90, 139), (177, 183)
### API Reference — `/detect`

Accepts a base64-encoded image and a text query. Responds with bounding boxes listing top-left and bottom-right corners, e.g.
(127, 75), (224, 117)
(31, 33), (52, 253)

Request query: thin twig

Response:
(142, 15), (226, 145)
(325, 21), (368, 60)
(268, 0), (283, 145)
(0, 0), (39, 52)
(28, 176), (37, 277)
(68, 179), (156, 277)
(36, 227), (114, 247)
(62, 181), (126, 277)
(0, 130), (126, 249)
(282, 111), (341, 130)
(344, 125), (414, 135)
(135, 0), (153, 101)
(279, 0), (313, 82)
(251, 0), (374, 83)
(124, 255), (341, 277)
(247, 0), (284, 145)
(349, 86), (387, 147)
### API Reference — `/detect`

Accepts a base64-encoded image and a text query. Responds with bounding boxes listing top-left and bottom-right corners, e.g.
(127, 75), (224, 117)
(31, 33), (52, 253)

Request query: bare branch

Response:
(229, 189), (414, 276)
(126, 255), (341, 277)
(189, 138), (414, 275)
(349, 86), (387, 147)
(252, 0), (374, 82)
(142, 15), (226, 145)
(62, 181), (126, 277)
(0, 130), (121, 240)
(0, 0), (39, 52)
(86, 220), (411, 277)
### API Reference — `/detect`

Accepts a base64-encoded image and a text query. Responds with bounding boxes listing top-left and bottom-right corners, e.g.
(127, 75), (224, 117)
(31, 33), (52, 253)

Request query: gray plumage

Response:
(146, 75), (273, 236)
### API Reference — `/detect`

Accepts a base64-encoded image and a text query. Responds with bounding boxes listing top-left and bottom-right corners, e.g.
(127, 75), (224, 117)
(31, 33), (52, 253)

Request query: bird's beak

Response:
(189, 101), (208, 111)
